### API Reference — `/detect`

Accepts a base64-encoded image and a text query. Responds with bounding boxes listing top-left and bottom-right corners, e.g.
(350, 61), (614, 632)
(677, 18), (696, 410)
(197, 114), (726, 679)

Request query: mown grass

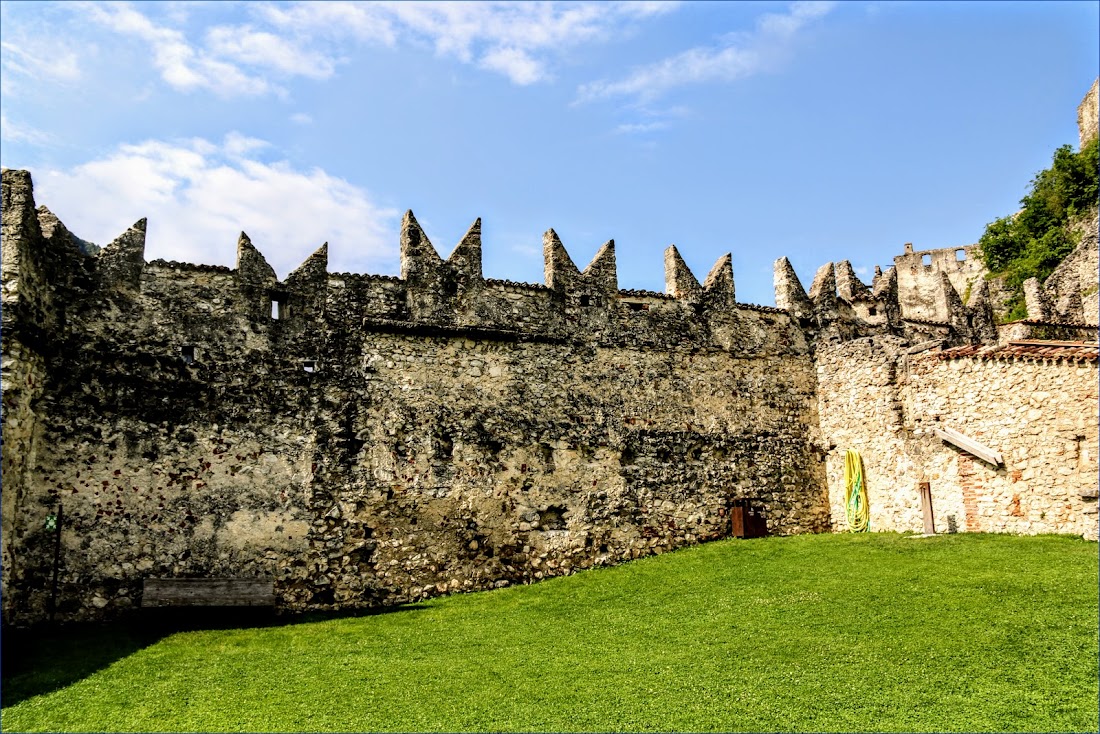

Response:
(2, 533), (1097, 732)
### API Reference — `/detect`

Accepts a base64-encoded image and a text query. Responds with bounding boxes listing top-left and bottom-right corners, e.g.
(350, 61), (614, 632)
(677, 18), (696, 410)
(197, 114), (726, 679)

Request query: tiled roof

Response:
(618, 289), (674, 299)
(1004, 319), (1099, 329)
(903, 317), (951, 327)
(935, 341), (1098, 363)
(147, 259), (233, 273)
(736, 302), (786, 314)
(485, 278), (549, 290)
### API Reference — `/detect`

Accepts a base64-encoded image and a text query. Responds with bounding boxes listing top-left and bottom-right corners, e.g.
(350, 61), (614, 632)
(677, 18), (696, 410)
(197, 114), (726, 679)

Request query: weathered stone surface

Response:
(816, 337), (1097, 541)
(1, 169), (830, 626)
(4, 84), (1098, 625)
(665, 245), (701, 301)
(773, 256), (812, 324)
(1079, 77), (1099, 149)
(834, 260), (872, 302)
(1023, 277), (1052, 322)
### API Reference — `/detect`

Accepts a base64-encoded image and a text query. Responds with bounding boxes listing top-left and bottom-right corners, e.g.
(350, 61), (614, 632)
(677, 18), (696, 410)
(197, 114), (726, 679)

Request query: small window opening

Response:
(868, 306), (877, 316)
(579, 295), (591, 307)
(271, 297), (286, 320)
(303, 360), (316, 373)
(921, 254), (932, 267)
(626, 301), (647, 312)
(180, 345), (195, 364)
(955, 249), (966, 262)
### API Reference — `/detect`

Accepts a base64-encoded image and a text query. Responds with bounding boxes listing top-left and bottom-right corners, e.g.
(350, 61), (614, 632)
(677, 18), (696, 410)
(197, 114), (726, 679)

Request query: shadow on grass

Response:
(0, 603), (426, 708)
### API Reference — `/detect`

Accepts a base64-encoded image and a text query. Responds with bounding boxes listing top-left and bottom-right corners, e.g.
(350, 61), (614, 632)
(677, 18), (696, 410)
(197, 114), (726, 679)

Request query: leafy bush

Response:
(978, 137), (1099, 320)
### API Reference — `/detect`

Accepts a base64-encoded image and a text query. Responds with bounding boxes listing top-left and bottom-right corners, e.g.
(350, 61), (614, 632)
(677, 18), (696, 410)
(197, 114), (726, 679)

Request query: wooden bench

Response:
(141, 577), (275, 608)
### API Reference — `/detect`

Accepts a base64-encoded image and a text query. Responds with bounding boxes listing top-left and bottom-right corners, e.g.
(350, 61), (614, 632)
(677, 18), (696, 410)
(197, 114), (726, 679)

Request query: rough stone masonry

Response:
(2, 81), (1097, 626)
(3, 171), (836, 624)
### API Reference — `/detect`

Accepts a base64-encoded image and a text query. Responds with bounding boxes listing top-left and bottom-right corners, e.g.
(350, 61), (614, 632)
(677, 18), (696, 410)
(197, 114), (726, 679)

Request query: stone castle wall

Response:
(5, 73), (1099, 626)
(1079, 77), (1099, 149)
(1, 170), (830, 625)
(893, 244), (986, 323)
(817, 337), (1098, 540)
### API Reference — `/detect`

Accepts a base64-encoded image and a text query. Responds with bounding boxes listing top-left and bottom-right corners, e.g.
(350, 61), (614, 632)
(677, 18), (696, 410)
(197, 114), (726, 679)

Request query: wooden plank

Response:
(934, 426), (1003, 467)
(918, 482), (935, 535)
(1009, 339), (1099, 348)
(142, 578), (275, 607)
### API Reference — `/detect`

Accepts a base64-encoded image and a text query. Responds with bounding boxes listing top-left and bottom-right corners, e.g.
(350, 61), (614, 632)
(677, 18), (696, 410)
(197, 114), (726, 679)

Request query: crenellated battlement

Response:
(772, 252), (996, 349)
(2, 170), (810, 361)
(3, 155), (1096, 627)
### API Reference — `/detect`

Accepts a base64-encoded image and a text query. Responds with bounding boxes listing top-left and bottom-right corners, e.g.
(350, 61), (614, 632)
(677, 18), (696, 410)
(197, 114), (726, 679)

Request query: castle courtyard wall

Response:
(1, 171), (830, 624)
(817, 338), (1098, 540)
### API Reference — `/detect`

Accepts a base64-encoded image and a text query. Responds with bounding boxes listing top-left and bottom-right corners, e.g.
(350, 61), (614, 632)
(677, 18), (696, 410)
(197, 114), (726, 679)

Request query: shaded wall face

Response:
(817, 338), (1098, 540)
(5, 265), (830, 624)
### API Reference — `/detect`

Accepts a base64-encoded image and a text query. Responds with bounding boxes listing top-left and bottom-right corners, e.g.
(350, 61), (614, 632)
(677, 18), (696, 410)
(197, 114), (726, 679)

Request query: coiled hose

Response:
(844, 449), (870, 532)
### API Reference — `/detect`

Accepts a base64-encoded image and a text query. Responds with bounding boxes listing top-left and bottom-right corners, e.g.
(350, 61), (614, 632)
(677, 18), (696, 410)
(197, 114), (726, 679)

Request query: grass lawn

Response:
(1, 532), (1096, 732)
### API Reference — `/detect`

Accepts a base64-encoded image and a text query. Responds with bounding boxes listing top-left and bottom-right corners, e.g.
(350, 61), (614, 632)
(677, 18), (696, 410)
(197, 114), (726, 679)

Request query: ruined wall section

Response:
(817, 337), (1098, 540)
(1079, 77), (1099, 149)
(774, 256), (996, 352)
(1042, 209), (1099, 324)
(2, 171), (94, 622)
(894, 244), (986, 323)
(2, 171), (828, 624)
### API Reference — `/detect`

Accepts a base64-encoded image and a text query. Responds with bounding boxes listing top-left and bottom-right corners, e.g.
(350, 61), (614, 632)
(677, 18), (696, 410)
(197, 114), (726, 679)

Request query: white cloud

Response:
(615, 121), (669, 135)
(57, 1), (679, 98)
(34, 135), (401, 277)
(479, 46), (542, 86)
(577, 1), (834, 104)
(205, 25), (337, 80)
(0, 113), (53, 145)
(78, 2), (274, 97)
(261, 1), (679, 86)
(0, 39), (82, 83)
(290, 112), (314, 125)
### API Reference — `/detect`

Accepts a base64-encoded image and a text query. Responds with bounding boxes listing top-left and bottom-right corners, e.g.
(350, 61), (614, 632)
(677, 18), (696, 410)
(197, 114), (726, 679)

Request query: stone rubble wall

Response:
(817, 338), (1098, 541)
(1, 338), (47, 622)
(1044, 209), (1099, 323)
(893, 245), (985, 323)
(1, 169), (830, 625)
(1079, 77), (1099, 149)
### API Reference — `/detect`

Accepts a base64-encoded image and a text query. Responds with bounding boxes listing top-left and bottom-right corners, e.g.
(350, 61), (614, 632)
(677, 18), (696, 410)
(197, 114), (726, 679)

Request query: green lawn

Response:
(2, 533), (1097, 732)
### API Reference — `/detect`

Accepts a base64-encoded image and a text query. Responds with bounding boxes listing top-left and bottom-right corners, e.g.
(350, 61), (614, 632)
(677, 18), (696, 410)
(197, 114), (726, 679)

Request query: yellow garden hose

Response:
(844, 450), (870, 532)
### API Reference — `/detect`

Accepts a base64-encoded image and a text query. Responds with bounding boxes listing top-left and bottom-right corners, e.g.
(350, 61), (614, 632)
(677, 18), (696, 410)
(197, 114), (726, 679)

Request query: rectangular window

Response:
(303, 360), (316, 373)
(181, 345), (195, 364)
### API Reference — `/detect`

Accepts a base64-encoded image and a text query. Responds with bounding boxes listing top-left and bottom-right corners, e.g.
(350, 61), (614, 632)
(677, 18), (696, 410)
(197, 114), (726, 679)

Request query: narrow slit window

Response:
(181, 345), (195, 364)
(271, 299), (285, 320)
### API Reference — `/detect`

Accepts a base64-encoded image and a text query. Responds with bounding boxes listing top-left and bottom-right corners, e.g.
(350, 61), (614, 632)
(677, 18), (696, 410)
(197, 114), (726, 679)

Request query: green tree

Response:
(978, 137), (1099, 320)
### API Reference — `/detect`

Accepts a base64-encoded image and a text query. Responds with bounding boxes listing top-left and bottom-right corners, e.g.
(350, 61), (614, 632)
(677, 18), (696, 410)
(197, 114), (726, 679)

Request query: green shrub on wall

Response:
(978, 137), (1099, 320)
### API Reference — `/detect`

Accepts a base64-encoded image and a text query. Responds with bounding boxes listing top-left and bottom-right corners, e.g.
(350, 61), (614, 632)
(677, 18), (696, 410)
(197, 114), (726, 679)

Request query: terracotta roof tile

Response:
(935, 341), (1098, 363)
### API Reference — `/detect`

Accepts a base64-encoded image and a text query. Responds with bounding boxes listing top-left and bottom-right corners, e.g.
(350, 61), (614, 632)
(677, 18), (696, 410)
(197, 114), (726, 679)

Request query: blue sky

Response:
(2, 1), (1097, 306)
